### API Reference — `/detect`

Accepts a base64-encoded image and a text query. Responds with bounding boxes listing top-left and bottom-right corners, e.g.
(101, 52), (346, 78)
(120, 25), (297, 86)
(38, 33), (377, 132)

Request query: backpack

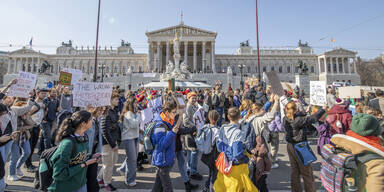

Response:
(316, 123), (331, 156)
(320, 143), (383, 192)
(143, 121), (166, 155)
(195, 125), (216, 154)
(35, 137), (76, 191)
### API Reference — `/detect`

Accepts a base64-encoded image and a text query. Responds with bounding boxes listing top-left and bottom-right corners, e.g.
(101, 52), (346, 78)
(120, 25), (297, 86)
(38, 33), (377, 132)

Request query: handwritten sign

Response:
(72, 82), (113, 107)
(193, 105), (205, 131)
(140, 108), (154, 131)
(62, 68), (83, 85)
(338, 86), (361, 99)
(8, 71), (37, 98)
(59, 71), (72, 85)
(266, 71), (284, 96)
(310, 81), (327, 106)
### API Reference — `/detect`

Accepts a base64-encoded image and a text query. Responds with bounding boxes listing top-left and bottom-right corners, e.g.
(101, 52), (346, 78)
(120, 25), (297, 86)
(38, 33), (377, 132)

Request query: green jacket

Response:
(48, 137), (89, 192)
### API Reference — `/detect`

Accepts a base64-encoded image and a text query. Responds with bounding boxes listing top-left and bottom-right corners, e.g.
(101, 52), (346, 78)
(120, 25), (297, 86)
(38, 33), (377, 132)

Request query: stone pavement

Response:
(4, 135), (322, 192)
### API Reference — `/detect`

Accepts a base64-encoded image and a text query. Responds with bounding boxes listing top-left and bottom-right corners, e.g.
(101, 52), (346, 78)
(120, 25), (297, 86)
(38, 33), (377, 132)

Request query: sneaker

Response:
(104, 184), (117, 191)
(16, 168), (24, 177)
(271, 163), (279, 169)
(125, 181), (137, 187)
(116, 168), (124, 176)
(26, 165), (37, 173)
(7, 175), (19, 181)
(190, 173), (203, 180)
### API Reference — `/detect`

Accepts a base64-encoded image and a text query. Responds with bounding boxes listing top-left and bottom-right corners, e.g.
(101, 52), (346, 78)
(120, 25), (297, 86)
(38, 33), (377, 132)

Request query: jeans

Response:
(39, 121), (53, 153)
(152, 166), (173, 192)
(186, 150), (199, 175)
(0, 140), (14, 162)
(174, 150), (189, 183)
(9, 140), (31, 175)
(214, 107), (224, 127)
(0, 179), (5, 192)
(26, 125), (40, 167)
(119, 139), (138, 184)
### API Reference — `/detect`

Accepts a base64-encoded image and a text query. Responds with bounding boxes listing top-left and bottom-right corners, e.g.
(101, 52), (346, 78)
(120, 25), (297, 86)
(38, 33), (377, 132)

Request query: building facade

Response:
(1, 22), (360, 89)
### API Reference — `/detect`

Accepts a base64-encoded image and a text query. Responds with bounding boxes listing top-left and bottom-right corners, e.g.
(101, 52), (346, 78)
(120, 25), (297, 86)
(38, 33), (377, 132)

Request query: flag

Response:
(29, 37), (33, 47)
(330, 37), (335, 43)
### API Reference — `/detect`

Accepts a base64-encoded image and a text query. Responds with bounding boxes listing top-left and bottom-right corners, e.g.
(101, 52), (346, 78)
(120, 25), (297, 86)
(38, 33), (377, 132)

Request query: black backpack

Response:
(34, 137), (76, 191)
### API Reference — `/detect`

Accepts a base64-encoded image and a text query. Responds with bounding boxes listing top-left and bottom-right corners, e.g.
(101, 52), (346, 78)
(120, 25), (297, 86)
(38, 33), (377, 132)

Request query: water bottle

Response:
(345, 177), (358, 192)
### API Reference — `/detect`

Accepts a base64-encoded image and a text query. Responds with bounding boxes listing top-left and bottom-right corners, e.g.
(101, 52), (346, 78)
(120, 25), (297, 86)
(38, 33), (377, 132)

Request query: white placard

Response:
(62, 68), (83, 85)
(72, 82), (113, 107)
(338, 86), (361, 99)
(193, 105), (205, 131)
(140, 107), (154, 131)
(150, 97), (162, 115)
(8, 71), (37, 98)
(142, 73), (156, 78)
(310, 81), (327, 106)
(177, 97), (185, 106)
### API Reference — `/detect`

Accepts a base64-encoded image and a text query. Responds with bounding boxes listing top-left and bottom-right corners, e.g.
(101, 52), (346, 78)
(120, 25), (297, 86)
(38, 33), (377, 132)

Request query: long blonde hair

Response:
(285, 102), (297, 120)
(239, 99), (253, 112)
(245, 103), (264, 120)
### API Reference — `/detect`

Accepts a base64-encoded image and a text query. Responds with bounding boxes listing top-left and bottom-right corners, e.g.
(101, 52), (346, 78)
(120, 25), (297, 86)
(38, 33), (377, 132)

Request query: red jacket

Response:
(325, 105), (353, 135)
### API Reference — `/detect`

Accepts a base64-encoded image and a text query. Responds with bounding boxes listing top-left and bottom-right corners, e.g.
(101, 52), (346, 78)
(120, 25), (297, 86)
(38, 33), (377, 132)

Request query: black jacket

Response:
(100, 107), (121, 148)
(174, 114), (196, 152)
(283, 109), (325, 144)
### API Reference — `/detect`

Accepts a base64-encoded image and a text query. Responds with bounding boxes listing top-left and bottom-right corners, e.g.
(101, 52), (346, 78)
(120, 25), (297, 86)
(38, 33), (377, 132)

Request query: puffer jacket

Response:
(331, 133), (384, 192)
(283, 109), (325, 144)
(151, 114), (177, 167)
(216, 123), (248, 165)
(100, 107), (121, 148)
(268, 114), (285, 133)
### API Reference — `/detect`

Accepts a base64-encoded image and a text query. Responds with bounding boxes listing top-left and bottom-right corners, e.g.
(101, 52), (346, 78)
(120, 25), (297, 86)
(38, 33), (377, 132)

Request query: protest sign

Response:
(62, 68), (83, 85)
(309, 81), (327, 106)
(193, 105), (205, 131)
(72, 82), (113, 107)
(150, 97), (162, 115)
(59, 71), (72, 85)
(266, 71), (284, 96)
(338, 86), (361, 99)
(8, 71), (37, 98)
(140, 107), (154, 131)
(176, 96), (186, 109)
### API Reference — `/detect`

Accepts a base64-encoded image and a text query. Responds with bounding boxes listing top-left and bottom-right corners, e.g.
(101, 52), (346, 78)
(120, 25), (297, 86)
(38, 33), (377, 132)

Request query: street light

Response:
(93, 0), (101, 82)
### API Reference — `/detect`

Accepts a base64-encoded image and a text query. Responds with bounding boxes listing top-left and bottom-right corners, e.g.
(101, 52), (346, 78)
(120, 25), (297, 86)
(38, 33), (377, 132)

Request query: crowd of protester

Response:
(0, 78), (383, 192)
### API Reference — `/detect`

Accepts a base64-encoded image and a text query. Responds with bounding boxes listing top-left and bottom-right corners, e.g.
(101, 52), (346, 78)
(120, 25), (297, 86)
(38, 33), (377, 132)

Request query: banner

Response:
(59, 71), (72, 85)
(62, 68), (83, 85)
(310, 81), (327, 106)
(338, 86), (361, 99)
(72, 82), (113, 107)
(8, 71), (37, 98)
(266, 71), (284, 96)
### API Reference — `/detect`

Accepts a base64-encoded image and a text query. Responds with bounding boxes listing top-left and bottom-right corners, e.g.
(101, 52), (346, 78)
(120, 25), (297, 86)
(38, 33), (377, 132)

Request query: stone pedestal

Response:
(295, 74), (310, 95)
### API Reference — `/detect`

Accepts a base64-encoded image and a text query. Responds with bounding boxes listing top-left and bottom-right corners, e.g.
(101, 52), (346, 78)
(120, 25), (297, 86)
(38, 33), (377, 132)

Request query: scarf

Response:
(346, 130), (384, 153)
(160, 112), (174, 126)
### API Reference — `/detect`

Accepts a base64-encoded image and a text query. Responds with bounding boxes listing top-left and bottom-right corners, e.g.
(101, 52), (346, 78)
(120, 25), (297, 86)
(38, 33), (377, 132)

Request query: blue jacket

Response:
(216, 123), (248, 165)
(151, 114), (177, 167)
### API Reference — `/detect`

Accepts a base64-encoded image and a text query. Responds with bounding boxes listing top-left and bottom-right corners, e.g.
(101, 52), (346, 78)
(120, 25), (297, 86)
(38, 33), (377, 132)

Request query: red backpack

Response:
(325, 113), (351, 135)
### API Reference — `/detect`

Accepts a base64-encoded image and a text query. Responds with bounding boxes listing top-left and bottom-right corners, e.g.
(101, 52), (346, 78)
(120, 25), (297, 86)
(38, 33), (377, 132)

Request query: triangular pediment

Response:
(323, 48), (356, 56)
(9, 47), (45, 56)
(146, 23), (217, 37)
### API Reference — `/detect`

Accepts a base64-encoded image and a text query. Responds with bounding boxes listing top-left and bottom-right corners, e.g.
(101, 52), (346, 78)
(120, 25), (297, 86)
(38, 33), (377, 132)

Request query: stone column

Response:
(324, 57), (328, 74)
(14, 57), (17, 73)
(202, 41), (206, 73)
(336, 57), (339, 74)
(342, 57), (345, 74)
(159, 42), (163, 72)
(330, 57), (334, 74)
(211, 41), (216, 73)
(317, 57), (321, 74)
(18, 58), (23, 72)
(166, 41), (170, 66)
(193, 41), (197, 73)
(156, 42), (160, 72)
(37, 57), (40, 73)
(7, 57), (11, 73)
(353, 57), (357, 74)
(148, 42), (153, 72)
(184, 41), (188, 66)
(348, 58), (351, 74)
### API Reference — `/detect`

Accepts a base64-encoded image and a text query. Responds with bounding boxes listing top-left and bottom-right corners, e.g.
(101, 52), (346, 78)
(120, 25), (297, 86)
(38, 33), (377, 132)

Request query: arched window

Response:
(287, 66), (291, 73)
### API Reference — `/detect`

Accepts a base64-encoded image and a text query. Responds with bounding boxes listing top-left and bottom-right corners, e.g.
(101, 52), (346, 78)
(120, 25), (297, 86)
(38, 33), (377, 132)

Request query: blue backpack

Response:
(196, 125), (216, 154)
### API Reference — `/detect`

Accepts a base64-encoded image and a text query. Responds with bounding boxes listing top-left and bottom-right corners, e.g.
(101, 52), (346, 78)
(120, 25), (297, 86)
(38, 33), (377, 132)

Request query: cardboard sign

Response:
(193, 105), (205, 131)
(176, 97), (185, 109)
(150, 97), (162, 115)
(338, 86), (361, 99)
(62, 68), (83, 85)
(72, 82), (113, 107)
(59, 71), (72, 85)
(310, 81), (327, 106)
(140, 107), (154, 131)
(8, 71), (37, 98)
(266, 71), (284, 96)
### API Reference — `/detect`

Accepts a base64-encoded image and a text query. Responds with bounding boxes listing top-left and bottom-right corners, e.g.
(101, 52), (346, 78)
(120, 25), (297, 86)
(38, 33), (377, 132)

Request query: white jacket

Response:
(121, 111), (141, 141)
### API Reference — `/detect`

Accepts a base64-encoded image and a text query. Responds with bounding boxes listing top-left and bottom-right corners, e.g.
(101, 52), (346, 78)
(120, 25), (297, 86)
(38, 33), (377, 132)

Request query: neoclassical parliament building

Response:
(0, 22), (360, 89)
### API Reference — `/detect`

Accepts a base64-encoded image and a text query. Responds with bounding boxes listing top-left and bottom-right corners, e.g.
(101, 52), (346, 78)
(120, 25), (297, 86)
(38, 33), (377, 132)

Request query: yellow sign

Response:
(59, 71), (72, 86)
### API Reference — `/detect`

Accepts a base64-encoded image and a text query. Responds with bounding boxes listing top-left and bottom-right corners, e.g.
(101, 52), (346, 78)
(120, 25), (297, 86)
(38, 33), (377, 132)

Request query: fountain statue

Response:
(160, 32), (190, 81)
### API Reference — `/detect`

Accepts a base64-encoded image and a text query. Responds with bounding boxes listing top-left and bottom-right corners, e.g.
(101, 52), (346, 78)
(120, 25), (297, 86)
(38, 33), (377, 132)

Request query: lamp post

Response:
(93, 0), (101, 82)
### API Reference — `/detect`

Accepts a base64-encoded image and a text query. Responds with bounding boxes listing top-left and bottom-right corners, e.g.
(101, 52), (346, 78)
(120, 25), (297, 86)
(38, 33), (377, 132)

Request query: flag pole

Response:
(256, 0), (261, 83)
(93, 0), (101, 82)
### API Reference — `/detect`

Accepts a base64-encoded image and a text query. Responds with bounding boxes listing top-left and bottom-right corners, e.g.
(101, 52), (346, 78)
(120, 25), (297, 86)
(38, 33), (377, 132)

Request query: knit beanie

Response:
(350, 113), (381, 136)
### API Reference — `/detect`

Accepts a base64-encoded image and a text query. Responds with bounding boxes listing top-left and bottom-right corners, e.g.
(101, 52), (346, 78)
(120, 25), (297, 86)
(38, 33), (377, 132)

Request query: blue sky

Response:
(0, 0), (383, 59)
